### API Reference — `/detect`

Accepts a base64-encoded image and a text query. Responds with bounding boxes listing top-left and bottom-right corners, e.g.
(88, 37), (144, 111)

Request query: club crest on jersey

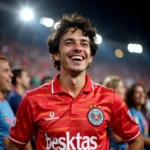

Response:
(88, 108), (104, 126)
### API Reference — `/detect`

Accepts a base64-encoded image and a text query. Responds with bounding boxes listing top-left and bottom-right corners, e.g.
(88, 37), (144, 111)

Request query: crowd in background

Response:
(0, 39), (149, 90)
(0, 39), (150, 149)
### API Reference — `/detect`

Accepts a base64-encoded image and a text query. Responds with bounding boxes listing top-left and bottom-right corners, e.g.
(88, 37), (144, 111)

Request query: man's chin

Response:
(6, 86), (12, 92)
(70, 68), (84, 73)
(69, 68), (85, 76)
(3, 90), (11, 98)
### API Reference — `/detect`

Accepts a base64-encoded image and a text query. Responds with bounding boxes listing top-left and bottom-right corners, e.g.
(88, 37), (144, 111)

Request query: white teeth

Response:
(8, 79), (12, 83)
(70, 56), (83, 60)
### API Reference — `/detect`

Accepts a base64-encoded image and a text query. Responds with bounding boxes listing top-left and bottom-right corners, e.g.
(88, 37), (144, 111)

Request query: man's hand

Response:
(3, 136), (9, 149)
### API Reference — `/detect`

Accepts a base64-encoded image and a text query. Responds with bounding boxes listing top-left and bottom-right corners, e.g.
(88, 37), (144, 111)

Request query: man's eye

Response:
(82, 43), (89, 46)
(65, 42), (72, 45)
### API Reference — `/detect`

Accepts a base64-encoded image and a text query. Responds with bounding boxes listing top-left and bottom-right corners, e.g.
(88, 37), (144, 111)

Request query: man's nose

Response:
(73, 43), (83, 52)
(73, 49), (83, 53)
(73, 42), (83, 50)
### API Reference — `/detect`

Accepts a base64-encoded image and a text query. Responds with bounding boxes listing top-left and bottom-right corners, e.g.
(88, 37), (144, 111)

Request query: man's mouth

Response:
(69, 55), (85, 61)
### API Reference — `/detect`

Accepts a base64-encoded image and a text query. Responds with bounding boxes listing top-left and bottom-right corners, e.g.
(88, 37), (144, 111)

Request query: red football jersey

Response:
(9, 74), (140, 150)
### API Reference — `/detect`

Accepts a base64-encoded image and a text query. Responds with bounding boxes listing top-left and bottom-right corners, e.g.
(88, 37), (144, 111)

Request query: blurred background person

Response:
(126, 83), (150, 150)
(6, 67), (33, 149)
(6, 67), (31, 115)
(40, 75), (53, 85)
(0, 56), (14, 150)
(103, 75), (126, 100)
(102, 75), (127, 150)
(0, 57), (32, 150)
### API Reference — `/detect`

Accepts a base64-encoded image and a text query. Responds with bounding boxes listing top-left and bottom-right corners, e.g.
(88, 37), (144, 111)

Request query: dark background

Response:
(0, 0), (149, 49)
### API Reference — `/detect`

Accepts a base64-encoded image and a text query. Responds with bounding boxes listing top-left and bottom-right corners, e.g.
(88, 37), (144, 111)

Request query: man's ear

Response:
(53, 52), (60, 61)
(89, 55), (93, 63)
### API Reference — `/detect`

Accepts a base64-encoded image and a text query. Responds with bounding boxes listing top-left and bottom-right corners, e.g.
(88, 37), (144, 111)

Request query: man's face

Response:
(0, 60), (13, 93)
(54, 28), (93, 73)
(20, 71), (31, 90)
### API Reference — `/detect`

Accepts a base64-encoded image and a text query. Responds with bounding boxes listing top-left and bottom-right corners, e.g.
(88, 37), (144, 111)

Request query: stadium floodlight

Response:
(20, 8), (34, 21)
(136, 44), (143, 53)
(53, 22), (60, 30)
(94, 34), (102, 45)
(128, 44), (134, 53)
(40, 17), (54, 27)
(127, 43), (143, 53)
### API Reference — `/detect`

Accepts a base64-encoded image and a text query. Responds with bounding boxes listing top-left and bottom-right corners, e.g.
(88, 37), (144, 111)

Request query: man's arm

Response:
(4, 137), (32, 150)
(112, 132), (125, 143)
(24, 141), (32, 150)
(7, 141), (23, 150)
(126, 133), (144, 150)
(8, 141), (32, 150)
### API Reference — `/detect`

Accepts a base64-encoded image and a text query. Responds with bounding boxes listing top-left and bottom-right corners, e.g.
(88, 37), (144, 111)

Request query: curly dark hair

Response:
(126, 83), (147, 113)
(47, 13), (99, 71)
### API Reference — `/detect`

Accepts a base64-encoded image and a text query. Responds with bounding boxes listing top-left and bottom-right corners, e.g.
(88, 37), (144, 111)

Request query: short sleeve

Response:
(111, 92), (140, 141)
(9, 94), (35, 145)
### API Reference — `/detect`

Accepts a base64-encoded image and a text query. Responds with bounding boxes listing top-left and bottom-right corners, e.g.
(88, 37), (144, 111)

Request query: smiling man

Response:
(0, 56), (32, 150)
(8, 13), (143, 150)
(0, 56), (14, 150)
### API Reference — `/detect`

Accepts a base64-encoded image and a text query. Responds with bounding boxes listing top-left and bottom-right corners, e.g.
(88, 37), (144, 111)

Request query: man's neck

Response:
(14, 85), (25, 97)
(59, 71), (86, 98)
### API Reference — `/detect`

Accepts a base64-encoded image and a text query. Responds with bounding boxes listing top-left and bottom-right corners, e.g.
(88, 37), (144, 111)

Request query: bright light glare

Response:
(137, 44), (143, 53)
(128, 44), (134, 53)
(127, 43), (143, 53)
(40, 17), (54, 27)
(20, 8), (34, 21)
(53, 22), (60, 30)
(95, 34), (102, 44)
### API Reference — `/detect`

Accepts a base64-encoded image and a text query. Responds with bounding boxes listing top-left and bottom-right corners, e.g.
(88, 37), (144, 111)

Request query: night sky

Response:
(0, 0), (150, 55)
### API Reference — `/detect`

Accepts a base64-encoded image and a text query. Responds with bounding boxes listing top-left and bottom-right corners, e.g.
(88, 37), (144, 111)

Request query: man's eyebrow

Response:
(64, 38), (73, 42)
(81, 39), (90, 42)
(64, 38), (90, 43)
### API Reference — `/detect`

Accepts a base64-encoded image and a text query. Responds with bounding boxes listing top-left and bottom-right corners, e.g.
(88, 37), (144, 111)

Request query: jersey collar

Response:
(51, 74), (95, 94)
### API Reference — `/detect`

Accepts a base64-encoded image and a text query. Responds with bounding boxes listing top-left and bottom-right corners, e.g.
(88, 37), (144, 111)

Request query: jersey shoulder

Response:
(93, 82), (115, 94)
(26, 83), (52, 98)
